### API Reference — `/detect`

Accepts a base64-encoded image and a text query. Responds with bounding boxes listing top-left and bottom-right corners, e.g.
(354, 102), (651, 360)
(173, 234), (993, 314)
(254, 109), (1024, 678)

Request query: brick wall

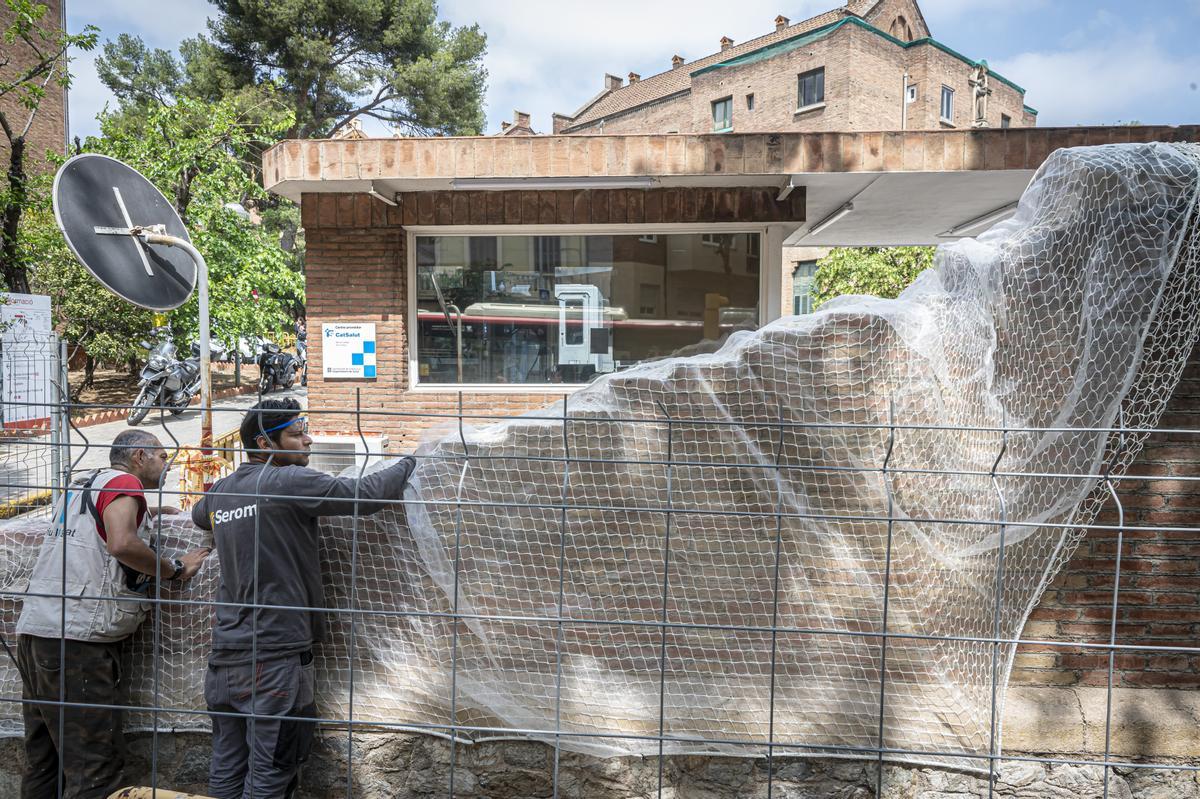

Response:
(1013, 341), (1200, 688)
(303, 187), (804, 448)
(908, 44), (1027, 130)
(861, 0), (930, 40)
(306, 187), (1198, 694)
(687, 29), (855, 133)
(0, 0), (66, 173)
(582, 94), (692, 136)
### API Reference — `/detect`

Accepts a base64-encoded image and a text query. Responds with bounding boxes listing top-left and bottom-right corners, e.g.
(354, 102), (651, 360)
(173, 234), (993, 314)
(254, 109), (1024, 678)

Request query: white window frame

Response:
(638, 234), (658, 243)
(940, 85), (955, 124)
(701, 232), (741, 250)
(406, 223), (776, 392)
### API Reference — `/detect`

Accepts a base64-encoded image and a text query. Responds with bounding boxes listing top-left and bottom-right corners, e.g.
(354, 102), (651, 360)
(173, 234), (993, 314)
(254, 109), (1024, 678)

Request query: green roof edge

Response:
(1024, 105), (1039, 116)
(693, 16), (1027, 96)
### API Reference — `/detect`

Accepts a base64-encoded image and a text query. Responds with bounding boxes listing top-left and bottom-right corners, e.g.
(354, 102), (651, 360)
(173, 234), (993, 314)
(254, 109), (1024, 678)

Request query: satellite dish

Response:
(52, 153), (197, 311)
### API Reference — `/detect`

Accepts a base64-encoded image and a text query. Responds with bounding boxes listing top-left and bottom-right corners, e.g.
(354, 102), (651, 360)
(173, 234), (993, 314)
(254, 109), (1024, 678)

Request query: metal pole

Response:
(139, 231), (212, 449)
(49, 338), (65, 508)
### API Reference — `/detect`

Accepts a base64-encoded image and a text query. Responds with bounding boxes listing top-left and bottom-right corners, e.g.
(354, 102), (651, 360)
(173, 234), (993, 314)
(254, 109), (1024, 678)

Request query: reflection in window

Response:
(798, 68), (825, 109)
(793, 260), (818, 315)
(415, 232), (762, 385)
(712, 97), (733, 131)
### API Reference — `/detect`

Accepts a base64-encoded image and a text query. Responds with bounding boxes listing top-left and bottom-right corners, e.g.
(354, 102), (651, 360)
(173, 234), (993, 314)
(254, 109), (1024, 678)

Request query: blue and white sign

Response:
(322, 322), (377, 379)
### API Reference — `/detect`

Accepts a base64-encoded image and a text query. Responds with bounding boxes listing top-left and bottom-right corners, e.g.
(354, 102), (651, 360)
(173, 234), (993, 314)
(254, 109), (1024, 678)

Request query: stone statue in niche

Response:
(969, 62), (993, 128)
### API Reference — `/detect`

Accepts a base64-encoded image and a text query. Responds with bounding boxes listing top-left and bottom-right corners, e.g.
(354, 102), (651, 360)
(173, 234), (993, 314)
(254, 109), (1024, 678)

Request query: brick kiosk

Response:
(265, 126), (1200, 784)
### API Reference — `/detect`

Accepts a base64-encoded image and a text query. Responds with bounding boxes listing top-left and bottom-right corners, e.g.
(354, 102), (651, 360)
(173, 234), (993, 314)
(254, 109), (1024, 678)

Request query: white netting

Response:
(0, 143), (1198, 774)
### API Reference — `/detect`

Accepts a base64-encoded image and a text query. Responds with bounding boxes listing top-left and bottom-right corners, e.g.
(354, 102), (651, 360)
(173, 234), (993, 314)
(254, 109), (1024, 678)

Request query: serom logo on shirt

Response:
(210, 503), (257, 526)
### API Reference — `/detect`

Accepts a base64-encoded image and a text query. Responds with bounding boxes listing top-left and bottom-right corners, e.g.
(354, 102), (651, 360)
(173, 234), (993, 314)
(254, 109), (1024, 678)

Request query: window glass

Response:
(792, 260), (818, 315)
(941, 86), (954, 121)
(712, 97), (733, 131)
(798, 68), (825, 108)
(1001, 114), (1012, 129)
(415, 232), (762, 385)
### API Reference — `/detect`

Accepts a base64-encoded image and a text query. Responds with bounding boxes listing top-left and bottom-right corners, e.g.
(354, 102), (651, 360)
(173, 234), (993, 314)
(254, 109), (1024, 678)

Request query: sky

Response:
(65, 0), (1200, 140)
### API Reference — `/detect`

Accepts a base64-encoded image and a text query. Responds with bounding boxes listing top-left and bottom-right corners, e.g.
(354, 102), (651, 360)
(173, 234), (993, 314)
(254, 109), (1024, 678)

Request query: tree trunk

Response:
(0, 135), (31, 294)
(83, 355), (96, 390)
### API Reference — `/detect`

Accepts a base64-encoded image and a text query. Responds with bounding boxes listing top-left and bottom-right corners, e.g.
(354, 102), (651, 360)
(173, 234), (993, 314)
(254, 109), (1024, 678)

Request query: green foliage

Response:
(0, 0), (97, 293)
(811, 247), (936, 308)
(94, 32), (182, 107)
(95, 0), (489, 139)
(23, 94), (304, 365)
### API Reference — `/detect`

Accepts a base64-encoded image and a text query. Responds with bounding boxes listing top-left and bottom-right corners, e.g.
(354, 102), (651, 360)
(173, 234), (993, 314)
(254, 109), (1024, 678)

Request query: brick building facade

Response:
(550, 0), (1034, 137)
(0, 0), (68, 173)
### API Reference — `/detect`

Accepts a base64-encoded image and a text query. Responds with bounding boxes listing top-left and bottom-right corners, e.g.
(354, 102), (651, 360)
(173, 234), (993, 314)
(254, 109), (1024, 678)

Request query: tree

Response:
(95, 0), (488, 139)
(24, 94), (304, 386)
(811, 247), (935, 309)
(94, 32), (183, 108)
(0, 0), (96, 293)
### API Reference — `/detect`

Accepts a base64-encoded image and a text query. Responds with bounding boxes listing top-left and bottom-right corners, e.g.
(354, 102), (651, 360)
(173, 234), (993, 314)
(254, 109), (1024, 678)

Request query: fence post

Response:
(50, 337), (68, 507)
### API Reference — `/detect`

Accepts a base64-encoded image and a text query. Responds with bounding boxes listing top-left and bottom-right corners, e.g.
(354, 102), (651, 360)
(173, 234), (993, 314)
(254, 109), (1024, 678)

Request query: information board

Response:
(1, 293), (55, 427)
(322, 323), (377, 379)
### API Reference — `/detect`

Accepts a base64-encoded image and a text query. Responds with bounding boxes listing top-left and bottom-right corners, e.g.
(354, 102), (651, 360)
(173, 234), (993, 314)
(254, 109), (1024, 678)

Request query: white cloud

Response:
(994, 31), (1200, 126)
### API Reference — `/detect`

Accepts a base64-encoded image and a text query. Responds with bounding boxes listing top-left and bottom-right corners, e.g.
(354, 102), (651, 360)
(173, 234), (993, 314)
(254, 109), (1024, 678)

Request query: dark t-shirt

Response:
(192, 457), (415, 665)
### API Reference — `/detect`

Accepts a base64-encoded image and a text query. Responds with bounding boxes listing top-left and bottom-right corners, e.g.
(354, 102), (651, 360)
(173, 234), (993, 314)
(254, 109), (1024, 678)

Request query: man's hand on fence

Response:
(177, 548), (213, 582)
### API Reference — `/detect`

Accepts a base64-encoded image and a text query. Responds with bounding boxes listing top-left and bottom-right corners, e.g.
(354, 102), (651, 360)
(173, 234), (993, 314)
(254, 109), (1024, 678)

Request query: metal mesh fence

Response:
(0, 142), (1194, 798)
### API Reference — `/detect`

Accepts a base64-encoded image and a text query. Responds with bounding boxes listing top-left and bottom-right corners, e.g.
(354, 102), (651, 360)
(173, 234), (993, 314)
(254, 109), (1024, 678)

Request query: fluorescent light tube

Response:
(450, 176), (658, 191)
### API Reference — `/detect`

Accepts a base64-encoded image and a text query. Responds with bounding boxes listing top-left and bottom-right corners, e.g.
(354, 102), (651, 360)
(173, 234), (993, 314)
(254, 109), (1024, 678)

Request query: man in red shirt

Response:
(16, 429), (210, 799)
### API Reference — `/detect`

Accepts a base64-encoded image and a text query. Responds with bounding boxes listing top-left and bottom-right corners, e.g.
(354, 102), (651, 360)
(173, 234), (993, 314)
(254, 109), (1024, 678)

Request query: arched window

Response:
(889, 15), (914, 41)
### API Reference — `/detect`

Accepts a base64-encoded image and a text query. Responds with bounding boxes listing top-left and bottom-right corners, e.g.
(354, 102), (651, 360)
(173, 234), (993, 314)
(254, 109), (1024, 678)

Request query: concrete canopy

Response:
(263, 126), (1200, 247)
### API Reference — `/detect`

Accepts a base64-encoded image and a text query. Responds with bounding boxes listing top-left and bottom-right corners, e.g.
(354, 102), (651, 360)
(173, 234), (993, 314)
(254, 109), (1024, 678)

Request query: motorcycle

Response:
(128, 330), (202, 425)
(295, 324), (307, 387)
(255, 337), (299, 394)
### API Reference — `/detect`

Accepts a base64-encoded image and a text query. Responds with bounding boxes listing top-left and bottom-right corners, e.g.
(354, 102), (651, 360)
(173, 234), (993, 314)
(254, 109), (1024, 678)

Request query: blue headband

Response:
(259, 415), (305, 435)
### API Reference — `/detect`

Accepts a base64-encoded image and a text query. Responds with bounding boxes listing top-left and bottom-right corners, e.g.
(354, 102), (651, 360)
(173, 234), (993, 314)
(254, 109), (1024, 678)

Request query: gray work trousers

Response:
(205, 652), (316, 799)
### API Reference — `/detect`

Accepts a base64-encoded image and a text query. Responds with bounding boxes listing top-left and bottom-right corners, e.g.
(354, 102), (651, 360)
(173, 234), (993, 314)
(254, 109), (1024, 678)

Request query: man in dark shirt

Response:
(192, 399), (414, 799)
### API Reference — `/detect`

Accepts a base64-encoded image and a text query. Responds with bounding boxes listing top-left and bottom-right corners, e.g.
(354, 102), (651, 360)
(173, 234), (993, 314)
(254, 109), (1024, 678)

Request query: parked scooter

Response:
(128, 328), (202, 425)
(255, 336), (299, 394)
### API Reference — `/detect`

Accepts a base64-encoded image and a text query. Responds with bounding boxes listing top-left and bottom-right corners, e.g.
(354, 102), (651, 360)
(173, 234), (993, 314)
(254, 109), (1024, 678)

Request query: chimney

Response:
(775, 15), (789, 31)
(514, 110), (531, 129)
(604, 73), (624, 91)
(628, 72), (640, 84)
(551, 113), (573, 134)
(720, 36), (734, 51)
(671, 54), (685, 69)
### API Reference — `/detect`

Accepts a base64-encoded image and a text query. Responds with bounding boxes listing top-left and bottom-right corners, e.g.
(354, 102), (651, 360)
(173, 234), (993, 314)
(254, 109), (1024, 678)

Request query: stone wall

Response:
(2, 726), (1198, 798)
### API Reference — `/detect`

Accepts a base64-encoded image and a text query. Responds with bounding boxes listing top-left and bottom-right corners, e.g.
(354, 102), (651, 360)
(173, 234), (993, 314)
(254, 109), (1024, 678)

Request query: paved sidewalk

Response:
(62, 387), (305, 505)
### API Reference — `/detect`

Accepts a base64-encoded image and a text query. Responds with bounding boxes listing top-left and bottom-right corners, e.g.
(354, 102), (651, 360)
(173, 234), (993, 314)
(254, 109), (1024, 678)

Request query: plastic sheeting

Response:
(0, 143), (1197, 774)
